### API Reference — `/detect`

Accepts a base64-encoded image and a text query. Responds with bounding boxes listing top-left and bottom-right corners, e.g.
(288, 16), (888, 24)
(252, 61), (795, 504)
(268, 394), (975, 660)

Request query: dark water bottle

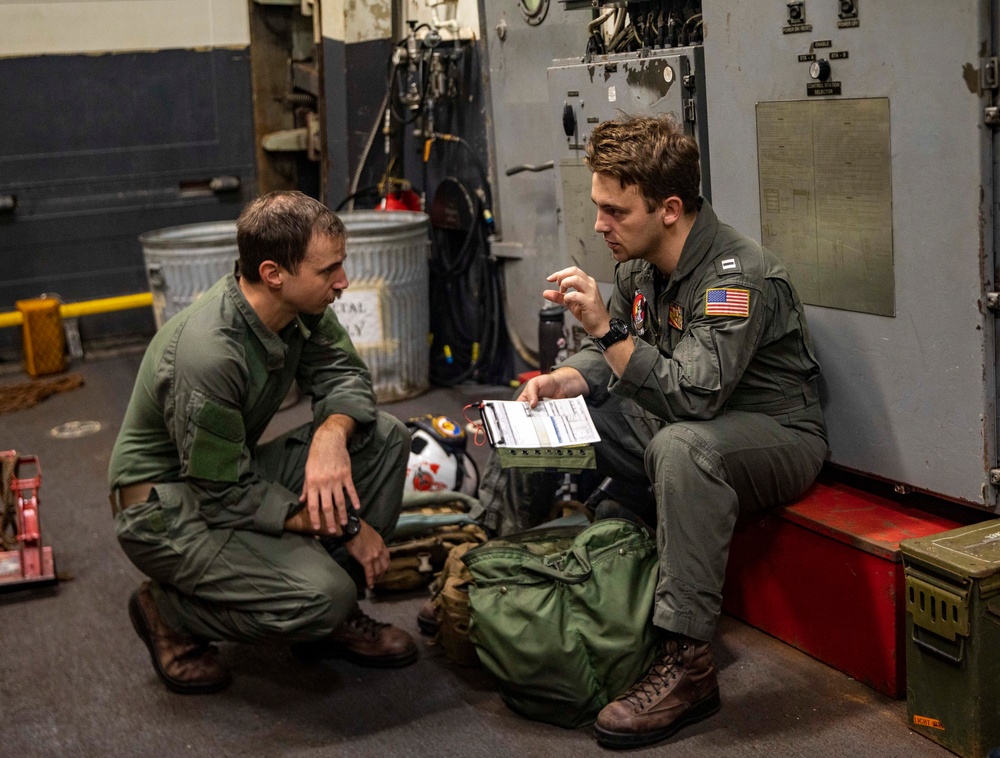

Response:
(538, 305), (567, 374)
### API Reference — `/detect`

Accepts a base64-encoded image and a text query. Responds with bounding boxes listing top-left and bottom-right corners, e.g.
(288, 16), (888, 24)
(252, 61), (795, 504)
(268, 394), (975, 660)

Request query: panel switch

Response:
(787, 1), (806, 25)
(809, 58), (831, 82)
(562, 103), (577, 138)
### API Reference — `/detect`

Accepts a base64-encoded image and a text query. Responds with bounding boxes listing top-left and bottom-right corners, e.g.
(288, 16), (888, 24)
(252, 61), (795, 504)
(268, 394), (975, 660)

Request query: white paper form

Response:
(481, 396), (601, 448)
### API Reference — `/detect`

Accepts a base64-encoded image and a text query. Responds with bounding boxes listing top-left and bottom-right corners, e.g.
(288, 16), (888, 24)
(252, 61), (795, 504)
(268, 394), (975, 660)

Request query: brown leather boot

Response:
(128, 582), (231, 694)
(294, 606), (418, 668)
(594, 635), (720, 749)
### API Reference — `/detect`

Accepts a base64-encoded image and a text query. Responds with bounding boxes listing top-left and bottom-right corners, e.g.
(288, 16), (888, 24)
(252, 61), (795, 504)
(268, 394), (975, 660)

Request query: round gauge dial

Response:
(518, 0), (550, 26)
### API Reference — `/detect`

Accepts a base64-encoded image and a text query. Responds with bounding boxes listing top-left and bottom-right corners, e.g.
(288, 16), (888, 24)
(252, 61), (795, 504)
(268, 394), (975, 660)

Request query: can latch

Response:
(905, 572), (970, 641)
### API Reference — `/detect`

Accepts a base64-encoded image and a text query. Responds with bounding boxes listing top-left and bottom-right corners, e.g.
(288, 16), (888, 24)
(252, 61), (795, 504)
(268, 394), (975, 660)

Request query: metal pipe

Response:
(0, 293), (154, 329)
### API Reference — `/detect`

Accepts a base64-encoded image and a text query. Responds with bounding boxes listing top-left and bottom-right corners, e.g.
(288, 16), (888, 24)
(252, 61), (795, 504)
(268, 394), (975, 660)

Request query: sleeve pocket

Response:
(188, 397), (245, 482)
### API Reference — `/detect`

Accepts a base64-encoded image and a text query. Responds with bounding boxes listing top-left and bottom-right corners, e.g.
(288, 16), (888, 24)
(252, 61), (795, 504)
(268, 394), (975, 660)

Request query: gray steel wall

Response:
(0, 47), (256, 355)
(702, 0), (996, 507)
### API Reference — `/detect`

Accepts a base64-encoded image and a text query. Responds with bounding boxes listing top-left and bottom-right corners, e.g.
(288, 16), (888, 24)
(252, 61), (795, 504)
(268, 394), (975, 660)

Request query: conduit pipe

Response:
(0, 293), (154, 329)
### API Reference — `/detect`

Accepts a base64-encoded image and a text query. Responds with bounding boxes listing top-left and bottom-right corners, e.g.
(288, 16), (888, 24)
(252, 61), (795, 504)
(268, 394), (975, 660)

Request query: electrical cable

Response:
(683, 13), (703, 33)
(587, 8), (615, 33)
(335, 185), (381, 211)
(441, 133), (493, 211)
(427, 176), (513, 387)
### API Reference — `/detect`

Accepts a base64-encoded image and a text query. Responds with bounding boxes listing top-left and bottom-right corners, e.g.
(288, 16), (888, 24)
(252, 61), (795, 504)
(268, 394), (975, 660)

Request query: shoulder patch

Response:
(705, 288), (750, 318)
(632, 290), (648, 336)
(715, 256), (742, 276)
(668, 302), (684, 331)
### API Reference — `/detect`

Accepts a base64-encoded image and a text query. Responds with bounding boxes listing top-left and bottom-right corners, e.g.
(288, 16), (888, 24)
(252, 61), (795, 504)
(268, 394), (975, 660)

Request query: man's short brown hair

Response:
(236, 191), (346, 283)
(585, 114), (702, 214)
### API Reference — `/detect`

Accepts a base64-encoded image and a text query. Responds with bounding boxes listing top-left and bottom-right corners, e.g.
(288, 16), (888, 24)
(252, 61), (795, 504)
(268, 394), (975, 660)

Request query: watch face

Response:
(345, 513), (361, 536)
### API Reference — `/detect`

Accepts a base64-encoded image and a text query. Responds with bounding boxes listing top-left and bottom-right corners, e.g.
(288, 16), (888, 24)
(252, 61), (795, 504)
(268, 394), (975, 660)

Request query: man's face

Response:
(591, 172), (665, 264)
(281, 232), (348, 315)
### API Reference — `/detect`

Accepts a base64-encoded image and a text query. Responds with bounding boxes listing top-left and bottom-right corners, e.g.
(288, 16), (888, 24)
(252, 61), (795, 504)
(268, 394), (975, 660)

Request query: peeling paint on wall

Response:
(321, 0), (389, 44)
(321, 0), (478, 44)
(0, 0), (249, 57)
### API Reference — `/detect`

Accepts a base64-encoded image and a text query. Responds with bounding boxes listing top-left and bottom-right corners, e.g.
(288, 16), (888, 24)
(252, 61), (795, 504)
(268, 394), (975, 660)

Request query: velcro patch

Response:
(705, 288), (750, 318)
(189, 397), (244, 482)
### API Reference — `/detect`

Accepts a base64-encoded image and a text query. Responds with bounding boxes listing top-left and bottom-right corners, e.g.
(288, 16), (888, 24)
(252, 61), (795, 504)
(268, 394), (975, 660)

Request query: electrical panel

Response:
(547, 47), (709, 282)
(703, 0), (997, 509)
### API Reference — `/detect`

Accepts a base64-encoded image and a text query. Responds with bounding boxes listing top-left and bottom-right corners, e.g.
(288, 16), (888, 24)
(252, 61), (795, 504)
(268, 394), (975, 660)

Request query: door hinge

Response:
(982, 57), (999, 125)
(983, 57), (999, 92)
(986, 292), (1000, 311)
(683, 99), (697, 123)
(989, 468), (1000, 486)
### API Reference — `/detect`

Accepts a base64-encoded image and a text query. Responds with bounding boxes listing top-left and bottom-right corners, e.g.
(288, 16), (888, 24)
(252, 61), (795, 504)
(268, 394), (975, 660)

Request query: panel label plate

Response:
(756, 98), (894, 316)
(807, 82), (843, 96)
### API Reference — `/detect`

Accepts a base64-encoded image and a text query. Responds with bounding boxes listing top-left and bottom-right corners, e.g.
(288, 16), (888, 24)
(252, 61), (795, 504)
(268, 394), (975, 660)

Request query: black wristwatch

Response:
(594, 318), (630, 352)
(342, 512), (362, 542)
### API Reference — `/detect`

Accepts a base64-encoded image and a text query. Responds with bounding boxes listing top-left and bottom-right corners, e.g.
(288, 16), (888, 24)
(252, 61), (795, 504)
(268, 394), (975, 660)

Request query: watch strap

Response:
(595, 318), (629, 352)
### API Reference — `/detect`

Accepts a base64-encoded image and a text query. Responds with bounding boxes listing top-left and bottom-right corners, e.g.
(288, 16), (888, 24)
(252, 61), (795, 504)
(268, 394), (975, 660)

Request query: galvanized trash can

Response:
(139, 221), (238, 329)
(338, 210), (430, 403)
(139, 211), (430, 403)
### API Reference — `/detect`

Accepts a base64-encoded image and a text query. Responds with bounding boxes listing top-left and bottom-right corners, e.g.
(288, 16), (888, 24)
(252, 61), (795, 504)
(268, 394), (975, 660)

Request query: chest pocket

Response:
(186, 392), (245, 483)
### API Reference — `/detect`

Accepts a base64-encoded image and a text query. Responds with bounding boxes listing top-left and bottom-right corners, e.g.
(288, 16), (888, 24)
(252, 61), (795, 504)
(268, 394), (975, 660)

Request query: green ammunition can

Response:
(901, 519), (1000, 758)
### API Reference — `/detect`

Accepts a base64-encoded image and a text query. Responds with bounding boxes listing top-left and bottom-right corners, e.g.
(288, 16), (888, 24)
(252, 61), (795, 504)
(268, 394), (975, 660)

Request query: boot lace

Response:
(344, 608), (389, 640)
(622, 641), (687, 707)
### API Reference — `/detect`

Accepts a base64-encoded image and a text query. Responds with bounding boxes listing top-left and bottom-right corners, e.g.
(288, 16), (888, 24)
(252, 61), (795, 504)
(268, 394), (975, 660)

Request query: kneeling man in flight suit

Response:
(109, 191), (415, 693)
(473, 115), (828, 748)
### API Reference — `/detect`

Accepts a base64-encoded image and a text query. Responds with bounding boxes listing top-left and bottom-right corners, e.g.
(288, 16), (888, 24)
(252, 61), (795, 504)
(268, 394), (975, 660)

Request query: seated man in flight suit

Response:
(109, 191), (415, 694)
(473, 115), (828, 748)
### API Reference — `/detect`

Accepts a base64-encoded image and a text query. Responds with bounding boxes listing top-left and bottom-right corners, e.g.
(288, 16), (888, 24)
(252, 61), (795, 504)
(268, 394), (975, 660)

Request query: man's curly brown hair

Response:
(585, 114), (702, 215)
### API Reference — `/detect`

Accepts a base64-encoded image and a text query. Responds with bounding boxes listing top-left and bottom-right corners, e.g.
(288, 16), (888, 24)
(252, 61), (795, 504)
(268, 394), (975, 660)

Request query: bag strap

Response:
(519, 546), (593, 584)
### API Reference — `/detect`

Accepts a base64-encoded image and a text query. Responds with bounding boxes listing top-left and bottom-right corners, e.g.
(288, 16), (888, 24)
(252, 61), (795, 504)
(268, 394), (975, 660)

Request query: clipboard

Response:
(478, 398), (598, 472)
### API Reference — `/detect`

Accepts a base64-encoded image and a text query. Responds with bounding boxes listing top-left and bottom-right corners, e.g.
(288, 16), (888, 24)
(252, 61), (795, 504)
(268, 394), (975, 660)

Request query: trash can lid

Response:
(340, 210), (429, 238)
(139, 221), (238, 249)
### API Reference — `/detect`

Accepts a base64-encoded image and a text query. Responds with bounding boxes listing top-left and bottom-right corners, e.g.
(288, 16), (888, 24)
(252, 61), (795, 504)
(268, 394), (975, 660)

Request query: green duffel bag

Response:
(462, 518), (660, 728)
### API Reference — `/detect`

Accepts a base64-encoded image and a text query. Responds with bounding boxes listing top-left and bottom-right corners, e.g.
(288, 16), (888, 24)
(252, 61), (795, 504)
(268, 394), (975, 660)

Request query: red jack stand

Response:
(0, 451), (57, 591)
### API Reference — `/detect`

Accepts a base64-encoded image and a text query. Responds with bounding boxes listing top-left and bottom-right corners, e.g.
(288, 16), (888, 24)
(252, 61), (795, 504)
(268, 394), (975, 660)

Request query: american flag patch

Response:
(705, 288), (750, 317)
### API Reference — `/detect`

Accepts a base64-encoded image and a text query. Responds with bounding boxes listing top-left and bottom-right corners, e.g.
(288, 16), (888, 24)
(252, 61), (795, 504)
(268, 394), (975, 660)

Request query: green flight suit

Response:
(474, 201), (827, 642)
(108, 273), (409, 643)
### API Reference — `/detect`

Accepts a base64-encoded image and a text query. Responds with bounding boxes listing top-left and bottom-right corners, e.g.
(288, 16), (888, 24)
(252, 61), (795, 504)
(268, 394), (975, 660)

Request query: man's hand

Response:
(346, 519), (391, 590)
(519, 367), (589, 407)
(299, 414), (359, 536)
(543, 266), (634, 376)
(544, 266), (611, 339)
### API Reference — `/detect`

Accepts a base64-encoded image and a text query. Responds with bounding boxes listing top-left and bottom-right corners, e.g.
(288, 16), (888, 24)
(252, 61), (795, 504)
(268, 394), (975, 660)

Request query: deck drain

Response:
(50, 420), (102, 439)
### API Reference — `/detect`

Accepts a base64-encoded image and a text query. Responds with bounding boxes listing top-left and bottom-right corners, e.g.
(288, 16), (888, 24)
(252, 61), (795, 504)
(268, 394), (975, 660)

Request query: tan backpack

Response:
(374, 491), (487, 593)
(422, 541), (481, 667)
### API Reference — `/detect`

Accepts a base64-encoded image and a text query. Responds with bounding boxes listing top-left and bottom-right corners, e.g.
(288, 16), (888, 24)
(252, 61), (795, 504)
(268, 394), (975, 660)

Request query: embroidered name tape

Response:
(705, 288), (750, 317)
